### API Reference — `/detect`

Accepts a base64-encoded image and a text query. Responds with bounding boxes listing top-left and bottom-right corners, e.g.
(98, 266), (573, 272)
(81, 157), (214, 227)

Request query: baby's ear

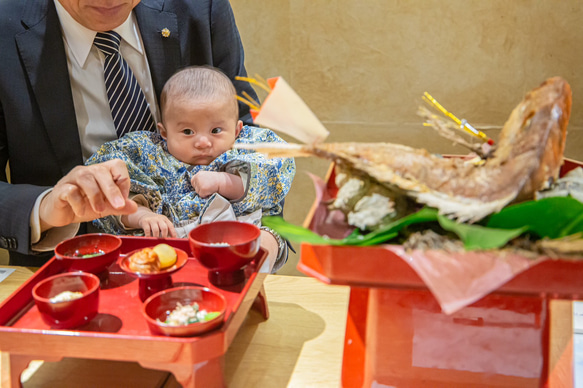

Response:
(235, 120), (243, 137)
(158, 122), (168, 139)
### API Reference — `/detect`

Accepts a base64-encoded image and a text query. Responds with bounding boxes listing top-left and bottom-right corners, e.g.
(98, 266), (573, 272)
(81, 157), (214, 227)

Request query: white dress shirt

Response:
(30, 2), (160, 250)
(54, 0), (159, 160)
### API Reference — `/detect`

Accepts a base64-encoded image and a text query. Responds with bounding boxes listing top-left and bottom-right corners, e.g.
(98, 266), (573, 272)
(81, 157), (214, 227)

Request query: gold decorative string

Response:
(235, 76), (271, 93)
(422, 92), (494, 145)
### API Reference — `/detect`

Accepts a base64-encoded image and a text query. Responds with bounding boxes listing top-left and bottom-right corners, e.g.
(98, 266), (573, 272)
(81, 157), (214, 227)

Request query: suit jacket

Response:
(0, 0), (259, 266)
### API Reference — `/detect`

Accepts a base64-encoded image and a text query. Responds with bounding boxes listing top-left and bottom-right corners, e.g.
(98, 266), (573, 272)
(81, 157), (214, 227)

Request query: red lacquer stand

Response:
(297, 158), (583, 388)
(300, 243), (583, 387)
(0, 236), (269, 388)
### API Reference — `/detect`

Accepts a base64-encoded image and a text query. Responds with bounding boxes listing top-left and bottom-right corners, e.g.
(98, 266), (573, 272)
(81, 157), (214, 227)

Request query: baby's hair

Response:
(159, 66), (238, 121)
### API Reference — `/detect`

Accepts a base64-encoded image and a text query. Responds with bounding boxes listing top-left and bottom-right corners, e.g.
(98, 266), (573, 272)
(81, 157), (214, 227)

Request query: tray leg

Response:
(251, 284), (269, 320)
(341, 287), (368, 388)
(1, 353), (54, 388)
(140, 357), (225, 388)
(547, 299), (574, 388)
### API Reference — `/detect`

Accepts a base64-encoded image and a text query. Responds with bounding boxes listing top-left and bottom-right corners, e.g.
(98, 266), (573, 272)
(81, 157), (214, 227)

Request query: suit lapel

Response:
(14, 0), (179, 175)
(16, 0), (83, 175)
(134, 0), (181, 100)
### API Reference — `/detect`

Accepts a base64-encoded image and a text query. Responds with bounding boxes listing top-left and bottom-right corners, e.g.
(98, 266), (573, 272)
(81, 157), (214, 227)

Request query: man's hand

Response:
(39, 159), (138, 231)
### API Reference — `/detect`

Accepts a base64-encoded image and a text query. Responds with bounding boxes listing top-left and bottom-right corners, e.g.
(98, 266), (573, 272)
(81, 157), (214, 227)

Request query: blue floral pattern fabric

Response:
(86, 126), (295, 235)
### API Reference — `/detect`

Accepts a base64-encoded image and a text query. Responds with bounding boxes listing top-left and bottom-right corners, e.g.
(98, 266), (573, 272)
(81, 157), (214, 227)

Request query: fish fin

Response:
(414, 191), (517, 223)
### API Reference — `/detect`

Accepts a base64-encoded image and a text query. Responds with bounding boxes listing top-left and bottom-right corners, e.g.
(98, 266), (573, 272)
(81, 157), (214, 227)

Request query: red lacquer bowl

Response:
(188, 221), (261, 286)
(32, 272), (100, 329)
(142, 286), (227, 337)
(54, 233), (122, 274)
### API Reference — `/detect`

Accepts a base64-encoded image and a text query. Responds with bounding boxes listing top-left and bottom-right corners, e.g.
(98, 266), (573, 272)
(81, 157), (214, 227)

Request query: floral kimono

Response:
(86, 126), (295, 235)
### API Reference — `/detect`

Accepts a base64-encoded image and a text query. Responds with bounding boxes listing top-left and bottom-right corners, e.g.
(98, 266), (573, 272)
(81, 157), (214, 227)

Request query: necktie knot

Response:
(94, 31), (122, 57)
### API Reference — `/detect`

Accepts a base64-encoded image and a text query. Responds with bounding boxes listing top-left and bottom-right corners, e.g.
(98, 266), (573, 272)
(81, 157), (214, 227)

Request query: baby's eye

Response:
(182, 129), (194, 135)
(211, 127), (223, 134)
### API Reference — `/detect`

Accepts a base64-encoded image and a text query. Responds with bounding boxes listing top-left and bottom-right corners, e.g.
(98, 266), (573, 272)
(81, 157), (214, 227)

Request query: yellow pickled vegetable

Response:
(153, 244), (177, 269)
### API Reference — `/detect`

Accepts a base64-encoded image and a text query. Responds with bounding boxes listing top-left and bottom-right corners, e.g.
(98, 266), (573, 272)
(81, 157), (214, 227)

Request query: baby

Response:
(86, 66), (295, 239)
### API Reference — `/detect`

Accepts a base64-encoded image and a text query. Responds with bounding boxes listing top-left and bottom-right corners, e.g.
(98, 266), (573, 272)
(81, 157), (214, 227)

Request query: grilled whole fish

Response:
(238, 77), (572, 228)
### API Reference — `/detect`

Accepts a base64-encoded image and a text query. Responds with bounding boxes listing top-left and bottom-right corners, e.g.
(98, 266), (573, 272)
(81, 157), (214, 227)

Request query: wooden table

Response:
(0, 268), (349, 387)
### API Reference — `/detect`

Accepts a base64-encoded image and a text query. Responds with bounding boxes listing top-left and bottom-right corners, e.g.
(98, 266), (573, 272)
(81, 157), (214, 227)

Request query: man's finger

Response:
(91, 160), (130, 210)
(77, 174), (109, 214)
(108, 159), (132, 201)
(59, 184), (90, 218)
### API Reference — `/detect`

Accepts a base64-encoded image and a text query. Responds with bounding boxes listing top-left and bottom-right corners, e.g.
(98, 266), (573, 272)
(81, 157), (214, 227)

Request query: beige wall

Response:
(231, 0), (583, 275)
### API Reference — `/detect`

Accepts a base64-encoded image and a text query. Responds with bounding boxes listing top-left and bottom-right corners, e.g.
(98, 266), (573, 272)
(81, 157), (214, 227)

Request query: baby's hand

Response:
(191, 171), (244, 199)
(138, 213), (177, 238)
(191, 171), (223, 198)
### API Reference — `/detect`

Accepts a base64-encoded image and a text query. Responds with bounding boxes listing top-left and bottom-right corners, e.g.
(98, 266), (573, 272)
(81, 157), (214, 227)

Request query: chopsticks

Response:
(422, 92), (494, 145)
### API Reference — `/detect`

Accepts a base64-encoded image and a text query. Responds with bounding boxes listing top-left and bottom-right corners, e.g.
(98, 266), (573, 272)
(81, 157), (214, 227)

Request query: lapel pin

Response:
(161, 28), (171, 38)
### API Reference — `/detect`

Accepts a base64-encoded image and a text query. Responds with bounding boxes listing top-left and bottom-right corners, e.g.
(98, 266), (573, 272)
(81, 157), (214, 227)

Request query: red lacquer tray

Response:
(0, 236), (268, 388)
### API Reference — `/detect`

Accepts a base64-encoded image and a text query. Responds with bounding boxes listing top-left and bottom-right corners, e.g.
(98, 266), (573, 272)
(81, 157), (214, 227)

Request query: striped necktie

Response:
(94, 31), (156, 137)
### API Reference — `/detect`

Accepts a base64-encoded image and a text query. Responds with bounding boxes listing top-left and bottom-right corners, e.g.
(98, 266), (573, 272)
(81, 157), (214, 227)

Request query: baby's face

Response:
(159, 97), (242, 166)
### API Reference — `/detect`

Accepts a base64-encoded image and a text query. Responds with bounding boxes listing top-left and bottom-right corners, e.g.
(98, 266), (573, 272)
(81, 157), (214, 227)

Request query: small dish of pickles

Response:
(142, 286), (227, 337)
(54, 233), (122, 274)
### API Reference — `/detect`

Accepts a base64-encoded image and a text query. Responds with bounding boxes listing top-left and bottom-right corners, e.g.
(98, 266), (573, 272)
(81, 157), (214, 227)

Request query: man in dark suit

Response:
(0, 0), (279, 267)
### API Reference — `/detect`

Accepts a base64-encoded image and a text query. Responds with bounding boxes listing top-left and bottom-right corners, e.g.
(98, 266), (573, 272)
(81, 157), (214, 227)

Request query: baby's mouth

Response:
(193, 154), (213, 162)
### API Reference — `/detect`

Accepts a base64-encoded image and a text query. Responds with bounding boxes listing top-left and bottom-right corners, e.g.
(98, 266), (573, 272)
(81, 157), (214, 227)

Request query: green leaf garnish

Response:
(263, 207), (439, 246)
(203, 311), (221, 321)
(438, 214), (527, 250)
(263, 196), (583, 250)
(487, 196), (583, 238)
(261, 216), (343, 245)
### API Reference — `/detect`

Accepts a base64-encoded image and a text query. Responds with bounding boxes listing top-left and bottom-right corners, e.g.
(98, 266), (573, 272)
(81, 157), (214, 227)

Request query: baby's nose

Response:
(195, 135), (212, 148)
